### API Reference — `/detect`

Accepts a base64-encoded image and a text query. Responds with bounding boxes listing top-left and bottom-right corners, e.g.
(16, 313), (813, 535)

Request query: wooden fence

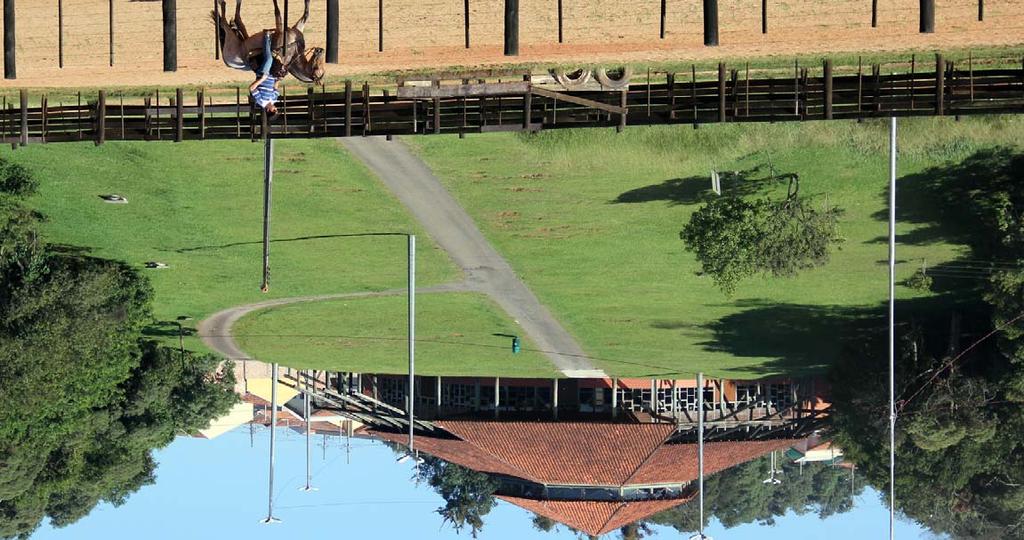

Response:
(3, 56), (1023, 145)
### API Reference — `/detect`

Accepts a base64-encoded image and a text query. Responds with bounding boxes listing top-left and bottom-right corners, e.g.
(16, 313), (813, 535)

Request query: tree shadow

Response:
(142, 320), (195, 339)
(611, 167), (780, 206)
(868, 147), (1024, 255)
(689, 295), (972, 377)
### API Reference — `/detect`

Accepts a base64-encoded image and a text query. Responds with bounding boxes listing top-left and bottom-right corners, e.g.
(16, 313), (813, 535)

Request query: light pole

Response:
(888, 116), (898, 540)
(688, 372), (713, 540)
(408, 234), (416, 452)
(260, 362), (282, 524)
(300, 370), (317, 492)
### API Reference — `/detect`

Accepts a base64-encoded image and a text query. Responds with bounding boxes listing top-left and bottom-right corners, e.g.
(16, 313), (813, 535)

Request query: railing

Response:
(3, 56), (1023, 145)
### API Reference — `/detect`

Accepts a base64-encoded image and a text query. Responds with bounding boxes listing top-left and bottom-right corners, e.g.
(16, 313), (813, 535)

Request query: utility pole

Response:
(887, 116), (898, 540)
(301, 370), (316, 492)
(261, 363), (282, 524)
(697, 372), (705, 536)
(261, 134), (273, 292)
(408, 235), (416, 451)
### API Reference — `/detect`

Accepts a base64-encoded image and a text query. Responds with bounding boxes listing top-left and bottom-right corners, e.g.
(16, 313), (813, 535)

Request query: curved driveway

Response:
(199, 137), (605, 378)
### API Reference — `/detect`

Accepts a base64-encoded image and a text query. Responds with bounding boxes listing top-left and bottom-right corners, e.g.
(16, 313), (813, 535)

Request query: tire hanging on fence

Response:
(552, 68), (593, 89)
(595, 66), (633, 89)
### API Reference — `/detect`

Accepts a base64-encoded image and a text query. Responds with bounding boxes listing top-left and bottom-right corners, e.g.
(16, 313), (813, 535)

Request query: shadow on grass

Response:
(684, 295), (976, 377)
(611, 167), (781, 206)
(172, 232), (409, 253)
(868, 147), (1024, 254)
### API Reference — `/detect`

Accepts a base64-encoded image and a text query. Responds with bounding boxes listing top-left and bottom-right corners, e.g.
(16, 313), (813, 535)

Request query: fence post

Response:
(718, 63), (726, 122)
(19, 88), (26, 145)
(465, 0), (471, 47)
(325, 0), (339, 63)
(660, 0), (666, 38)
(175, 88), (183, 142)
(4, 0), (15, 79)
(824, 59), (833, 119)
(504, 0), (518, 55)
(935, 53), (945, 115)
(920, 0), (934, 33)
(703, 0), (718, 46)
(163, 0), (177, 72)
(58, 0), (64, 68)
(95, 91), (106, 146)
(344, 80), (352, 137)
(557, 0), (563, 42)
(108, 0), (114, 66)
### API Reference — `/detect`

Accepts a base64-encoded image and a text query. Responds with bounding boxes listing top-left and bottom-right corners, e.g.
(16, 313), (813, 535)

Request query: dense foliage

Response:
(830, 148), (1024, 539)
(0, 160), (237, 539)
(680, 175), (843, 295)
(415, 456), (498, 538)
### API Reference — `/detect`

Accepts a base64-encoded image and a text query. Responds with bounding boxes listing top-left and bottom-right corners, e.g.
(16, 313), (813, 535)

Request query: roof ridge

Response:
(620, 425), (678, 487)
(435, 421), (544, 484)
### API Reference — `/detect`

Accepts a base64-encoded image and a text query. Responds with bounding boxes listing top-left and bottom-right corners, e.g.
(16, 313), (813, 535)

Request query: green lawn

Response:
(407, 116), (1024, 378)
(2, 139), (459, 351)
(233, 292), (558, 377)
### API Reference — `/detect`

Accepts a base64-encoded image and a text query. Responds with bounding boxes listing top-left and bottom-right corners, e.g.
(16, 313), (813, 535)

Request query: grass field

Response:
(1, 139), (460, 351)
(405, 115), (1024, 378)
(10, 116), (1023, 379)
(234, 292), (559, 377)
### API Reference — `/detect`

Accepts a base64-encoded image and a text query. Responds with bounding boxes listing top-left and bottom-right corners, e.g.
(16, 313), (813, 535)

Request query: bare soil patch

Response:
(2, 0), (1022, 89)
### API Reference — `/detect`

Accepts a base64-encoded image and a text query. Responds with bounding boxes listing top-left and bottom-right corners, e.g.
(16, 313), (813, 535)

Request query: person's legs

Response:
(257, 32), (274, 75)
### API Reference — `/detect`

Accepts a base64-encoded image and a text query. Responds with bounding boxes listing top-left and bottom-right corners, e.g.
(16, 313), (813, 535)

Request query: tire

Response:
(551, 68), (593, 89)
(595, 66), (633, 89)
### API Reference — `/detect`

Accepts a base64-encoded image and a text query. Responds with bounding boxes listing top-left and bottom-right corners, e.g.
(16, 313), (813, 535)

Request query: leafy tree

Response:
(680, 175), (842, 294)
(532, 514), (557, 532)
(415, 456), (498, 538)
(0, 166), (237, 539)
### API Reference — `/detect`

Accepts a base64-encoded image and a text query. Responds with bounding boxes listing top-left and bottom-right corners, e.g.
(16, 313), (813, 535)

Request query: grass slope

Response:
(3, 139), (459, 351)
(234, 292), (558, 377)
(408, 116), (1024, 378)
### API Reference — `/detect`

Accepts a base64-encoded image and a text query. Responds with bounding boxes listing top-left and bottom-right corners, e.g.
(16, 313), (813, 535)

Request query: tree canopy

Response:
(0, 160), (237, 539)
(680, 174), (843, 295)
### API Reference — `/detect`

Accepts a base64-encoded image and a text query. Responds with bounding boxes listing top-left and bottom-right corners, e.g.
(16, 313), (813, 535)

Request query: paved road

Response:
(342, 137), (605, 378)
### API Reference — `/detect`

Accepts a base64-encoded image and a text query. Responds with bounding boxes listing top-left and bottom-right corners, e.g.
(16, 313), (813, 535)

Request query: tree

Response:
(0, 166), (237, 539)
(415, 457), (498, 538)
(680, 175), (842, 295)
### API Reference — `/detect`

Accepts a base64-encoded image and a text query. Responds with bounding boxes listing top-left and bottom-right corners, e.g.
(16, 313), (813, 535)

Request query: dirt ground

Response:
(2, 0), (1023, 89)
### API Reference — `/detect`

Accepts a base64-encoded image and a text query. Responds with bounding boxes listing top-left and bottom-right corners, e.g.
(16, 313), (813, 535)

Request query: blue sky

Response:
(32, 425), (945, 540)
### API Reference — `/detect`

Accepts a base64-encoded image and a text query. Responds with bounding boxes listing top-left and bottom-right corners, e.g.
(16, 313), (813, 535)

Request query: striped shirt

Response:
(251, 76), (279, 108)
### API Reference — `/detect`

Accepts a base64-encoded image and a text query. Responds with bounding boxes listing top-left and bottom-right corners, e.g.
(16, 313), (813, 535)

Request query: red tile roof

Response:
(626, 439), (797, 486)
(497, 496), (693, 537)
(367, 421), (803, 538)
(436, 422), (675, 486)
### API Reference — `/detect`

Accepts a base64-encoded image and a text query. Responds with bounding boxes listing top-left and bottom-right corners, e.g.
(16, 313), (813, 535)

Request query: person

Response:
(249, 32), (281, 119)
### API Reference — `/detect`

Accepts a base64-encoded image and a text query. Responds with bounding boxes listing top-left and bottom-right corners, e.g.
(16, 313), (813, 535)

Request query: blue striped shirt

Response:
(251, 76), (279, 108)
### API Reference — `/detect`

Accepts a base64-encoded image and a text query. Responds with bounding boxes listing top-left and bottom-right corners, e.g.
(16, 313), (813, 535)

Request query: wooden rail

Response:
(4, 58), (1024, 145)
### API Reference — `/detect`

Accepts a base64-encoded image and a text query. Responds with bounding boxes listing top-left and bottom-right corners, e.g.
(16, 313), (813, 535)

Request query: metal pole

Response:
(301, 370), (316, 491)
(888, 116), (897, 540)
(408, 234), (416, 451)
(698, 372), (705, 534)
(261, 136), (274, 292)
(261, 363), (281, 523)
